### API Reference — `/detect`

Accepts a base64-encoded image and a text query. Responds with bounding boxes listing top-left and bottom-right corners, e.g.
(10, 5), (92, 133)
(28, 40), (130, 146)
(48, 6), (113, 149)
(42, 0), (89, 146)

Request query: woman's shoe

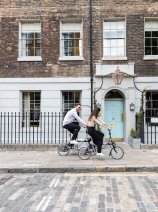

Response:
(69, 140), (78, 144)
(96, 153), (104, 157)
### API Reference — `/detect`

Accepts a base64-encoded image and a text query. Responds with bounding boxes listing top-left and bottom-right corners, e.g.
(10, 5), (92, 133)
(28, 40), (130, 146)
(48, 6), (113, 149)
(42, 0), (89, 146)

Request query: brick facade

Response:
(0, 0), (158, 77)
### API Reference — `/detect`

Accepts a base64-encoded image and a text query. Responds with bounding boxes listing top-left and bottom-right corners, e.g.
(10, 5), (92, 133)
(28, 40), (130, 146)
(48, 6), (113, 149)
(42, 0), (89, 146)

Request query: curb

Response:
(0, 166), (158, 173)
(0, 144), (58, 151)
(0, 167), (96, 174)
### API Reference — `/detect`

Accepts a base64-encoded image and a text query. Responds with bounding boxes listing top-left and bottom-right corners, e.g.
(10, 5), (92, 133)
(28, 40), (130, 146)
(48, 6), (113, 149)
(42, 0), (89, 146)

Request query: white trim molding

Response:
(102, 56), (127, 61)
(96, 62), (134, 76)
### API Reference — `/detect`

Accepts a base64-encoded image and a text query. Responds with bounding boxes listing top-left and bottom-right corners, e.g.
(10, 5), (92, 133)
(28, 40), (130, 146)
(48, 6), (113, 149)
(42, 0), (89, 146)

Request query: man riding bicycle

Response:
(63, 103), (87, 144)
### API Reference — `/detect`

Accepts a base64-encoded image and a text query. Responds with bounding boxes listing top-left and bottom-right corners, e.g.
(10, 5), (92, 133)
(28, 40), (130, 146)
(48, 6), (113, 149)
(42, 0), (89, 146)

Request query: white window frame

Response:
(144, 18), (158, 60)
(18, 22), (42, 62)
(145, 90), (158, 125)
(62, 91), (81, 115)
(59, 20), (83, 61)
(102, 18), (127, 61)
(22, 91), (41, 127)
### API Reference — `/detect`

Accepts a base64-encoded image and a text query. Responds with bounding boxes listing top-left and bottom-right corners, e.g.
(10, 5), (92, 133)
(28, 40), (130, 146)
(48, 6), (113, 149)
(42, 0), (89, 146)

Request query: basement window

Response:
(22, 91), (41, 127)
(145, 91), (158, 125)
(62, 91), (81, 116)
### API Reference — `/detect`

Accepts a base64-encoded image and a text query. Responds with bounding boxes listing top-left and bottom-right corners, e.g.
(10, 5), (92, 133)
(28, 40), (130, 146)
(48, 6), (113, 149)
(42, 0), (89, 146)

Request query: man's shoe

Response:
(97, 153), (104, 157)
(70, 140), (78, 145)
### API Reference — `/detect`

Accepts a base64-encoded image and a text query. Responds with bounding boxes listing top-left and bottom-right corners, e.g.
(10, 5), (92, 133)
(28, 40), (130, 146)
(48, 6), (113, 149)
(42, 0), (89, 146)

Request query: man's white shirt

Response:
(63, 108), (86, 127)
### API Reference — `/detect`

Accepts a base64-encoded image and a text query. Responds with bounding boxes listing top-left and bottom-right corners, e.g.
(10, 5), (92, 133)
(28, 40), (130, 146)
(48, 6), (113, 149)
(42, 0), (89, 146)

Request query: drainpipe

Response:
(89, 0), (93, 111)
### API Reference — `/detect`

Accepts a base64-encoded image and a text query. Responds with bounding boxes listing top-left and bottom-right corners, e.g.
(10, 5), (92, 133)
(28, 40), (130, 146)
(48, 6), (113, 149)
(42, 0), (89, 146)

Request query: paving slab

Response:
(0, 142), (158, 173)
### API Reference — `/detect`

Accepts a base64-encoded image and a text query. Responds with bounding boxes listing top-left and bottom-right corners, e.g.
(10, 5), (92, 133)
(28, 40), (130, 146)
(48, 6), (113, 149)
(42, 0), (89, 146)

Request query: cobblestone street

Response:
(0, 173), (158, 212)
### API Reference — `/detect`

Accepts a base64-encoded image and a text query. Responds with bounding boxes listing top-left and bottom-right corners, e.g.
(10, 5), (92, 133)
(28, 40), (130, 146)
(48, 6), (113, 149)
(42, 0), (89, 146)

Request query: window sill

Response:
(17, 57), (42, 62)
(59, 56), (84, 61)
(143, 56), (158, 60)
(102, 57), (127, 61)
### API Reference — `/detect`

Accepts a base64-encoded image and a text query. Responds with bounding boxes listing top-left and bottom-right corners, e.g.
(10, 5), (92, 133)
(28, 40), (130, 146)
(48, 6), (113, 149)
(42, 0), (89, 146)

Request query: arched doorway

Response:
(104, 89), (124, 141)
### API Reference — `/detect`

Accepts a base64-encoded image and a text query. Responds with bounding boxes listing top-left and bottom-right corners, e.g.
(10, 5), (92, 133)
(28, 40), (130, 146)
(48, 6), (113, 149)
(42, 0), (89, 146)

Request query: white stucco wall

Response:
(94, 76), (158, 142)
(0, 77), (92, 143)
(0, 77), (91, 116)
(0, 76), (158, 144)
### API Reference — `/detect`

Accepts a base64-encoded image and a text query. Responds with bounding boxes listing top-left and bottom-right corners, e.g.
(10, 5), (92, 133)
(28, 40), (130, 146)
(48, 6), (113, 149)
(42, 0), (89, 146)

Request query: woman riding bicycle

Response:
(87, 107), (112, 157)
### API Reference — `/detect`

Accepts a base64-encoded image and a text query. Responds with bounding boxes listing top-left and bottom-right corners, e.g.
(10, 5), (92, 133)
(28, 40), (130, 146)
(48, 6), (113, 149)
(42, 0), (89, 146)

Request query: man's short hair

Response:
(75, 103), (81, 107)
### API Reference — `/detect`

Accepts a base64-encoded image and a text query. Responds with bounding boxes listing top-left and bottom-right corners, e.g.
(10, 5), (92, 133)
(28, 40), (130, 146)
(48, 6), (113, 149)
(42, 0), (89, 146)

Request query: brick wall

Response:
(0, 0), (158, 77)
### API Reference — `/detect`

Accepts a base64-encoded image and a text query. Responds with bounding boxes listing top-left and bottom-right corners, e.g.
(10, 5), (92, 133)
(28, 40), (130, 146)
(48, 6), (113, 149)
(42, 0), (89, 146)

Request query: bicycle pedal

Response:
(68, 143), (73, 146)
(91, 152), (96, 156)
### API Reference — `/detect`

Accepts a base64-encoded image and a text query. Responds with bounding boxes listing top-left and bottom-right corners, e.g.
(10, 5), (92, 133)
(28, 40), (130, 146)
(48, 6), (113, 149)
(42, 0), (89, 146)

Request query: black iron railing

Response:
(136, 112), (158, 145)
(0, 112), (70, 144)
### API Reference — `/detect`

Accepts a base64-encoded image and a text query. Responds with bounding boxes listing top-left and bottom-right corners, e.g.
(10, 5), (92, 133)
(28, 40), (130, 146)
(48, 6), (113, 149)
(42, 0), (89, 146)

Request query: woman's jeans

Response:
(87, 127), (104, 153)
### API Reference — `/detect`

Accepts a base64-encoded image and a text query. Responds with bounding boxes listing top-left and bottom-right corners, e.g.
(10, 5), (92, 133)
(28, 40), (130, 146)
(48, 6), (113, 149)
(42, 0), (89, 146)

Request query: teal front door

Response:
(104, 99), (124, 141)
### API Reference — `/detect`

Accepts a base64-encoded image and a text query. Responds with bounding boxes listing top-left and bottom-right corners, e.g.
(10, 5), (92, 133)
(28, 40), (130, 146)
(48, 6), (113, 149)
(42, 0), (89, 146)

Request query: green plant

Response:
(136, 89), (146, 138)
(130, 128), (134, 136)
(130, 128), (139, 138)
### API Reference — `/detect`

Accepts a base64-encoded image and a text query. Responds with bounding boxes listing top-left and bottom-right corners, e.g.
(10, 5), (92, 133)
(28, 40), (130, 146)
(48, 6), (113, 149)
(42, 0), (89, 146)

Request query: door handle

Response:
(121, 113), (125, 122)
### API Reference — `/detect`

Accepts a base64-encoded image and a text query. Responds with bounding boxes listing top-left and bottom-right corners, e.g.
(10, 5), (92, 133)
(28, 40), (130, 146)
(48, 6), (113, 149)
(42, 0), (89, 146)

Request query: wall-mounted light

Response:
(130, 102), (135, 111)
(96, 103), (101, 109)
(111, 66), (125, 85)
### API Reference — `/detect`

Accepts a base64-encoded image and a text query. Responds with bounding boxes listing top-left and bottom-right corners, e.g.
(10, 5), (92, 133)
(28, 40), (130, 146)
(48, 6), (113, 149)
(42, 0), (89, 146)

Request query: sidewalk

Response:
(0, 142), (158, 173)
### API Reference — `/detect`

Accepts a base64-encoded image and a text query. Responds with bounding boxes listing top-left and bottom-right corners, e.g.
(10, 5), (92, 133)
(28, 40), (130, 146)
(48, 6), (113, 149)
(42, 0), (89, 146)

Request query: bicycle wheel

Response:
(110, 146), (124, 159)
(78, 147), (91, 160)
(71, 145), (78, 152)
(101, 144), (111, 157)
(57, 144), (70, 156)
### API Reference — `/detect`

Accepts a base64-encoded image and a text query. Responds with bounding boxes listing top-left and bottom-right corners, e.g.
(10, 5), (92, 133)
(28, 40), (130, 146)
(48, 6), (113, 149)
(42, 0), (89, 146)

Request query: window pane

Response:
(117, 22), (124, 30)
(111, 48), (117, 56)
(61, 23), (82, 57)
(145, 38), (151, 46)
(111, 39), (117, 47)
(145, 91), (158, 124)
(35, 48), (41, 56)
(22, 92), (41, 127)
(118, 47), (124, 56)
(145, 47), (151, 55)
(62, 33), (68, 39)
(104, 31), (124, 39)
(35, 33), (41, 39)
(152, 38), (158, 46)
(118, 39), (124, 46)
(75, 32), (80, 38)
(20, 26), (41, 57)
(151, 21), (158, 29)
(145, 31), (151, 37)
(104, 48), (111, 56)
(104, 39), (110, 47)
(63, 48), (69, 56)
(62, 91), (81, 115)
(103, 20), (125, 57)
(152, 47), (158, 55)
(110, 22), (117, 29)
(145, 20), (158, 56)
(152, 31), (158, 37)
(22, 33), (27, 39)
(104, 22), (111, 30)
(27, 33), (31, 39)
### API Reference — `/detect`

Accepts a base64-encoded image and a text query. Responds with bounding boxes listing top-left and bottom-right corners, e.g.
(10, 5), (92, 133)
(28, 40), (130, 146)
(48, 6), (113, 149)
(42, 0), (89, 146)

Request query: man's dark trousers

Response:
(63, 122), (81, 140)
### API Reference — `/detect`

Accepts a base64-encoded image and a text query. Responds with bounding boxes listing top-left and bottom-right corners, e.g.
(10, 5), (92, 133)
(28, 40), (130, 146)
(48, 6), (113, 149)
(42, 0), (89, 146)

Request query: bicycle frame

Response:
(78, 129), (124, 160)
